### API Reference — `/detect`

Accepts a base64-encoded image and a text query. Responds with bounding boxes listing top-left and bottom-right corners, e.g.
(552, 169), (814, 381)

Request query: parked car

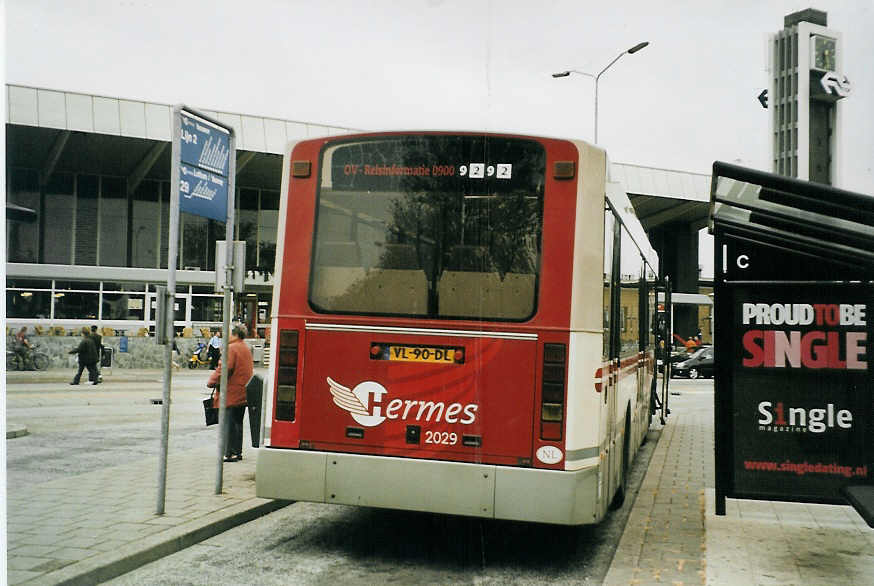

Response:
(672, 346), (714, 379)
(658, 349), (694, 373)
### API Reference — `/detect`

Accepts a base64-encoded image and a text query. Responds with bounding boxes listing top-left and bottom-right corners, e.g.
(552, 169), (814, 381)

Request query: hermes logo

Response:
(327, 377), (479, 427)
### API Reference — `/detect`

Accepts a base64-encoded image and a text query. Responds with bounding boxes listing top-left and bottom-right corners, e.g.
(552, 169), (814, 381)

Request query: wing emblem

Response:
(326, 377), (389, 427)
(327, 376), (369, 416)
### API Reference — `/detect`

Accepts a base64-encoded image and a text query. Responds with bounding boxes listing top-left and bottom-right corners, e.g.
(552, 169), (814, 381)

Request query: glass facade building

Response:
(6, 167), (280, 334)
(5, 85), (356, 337)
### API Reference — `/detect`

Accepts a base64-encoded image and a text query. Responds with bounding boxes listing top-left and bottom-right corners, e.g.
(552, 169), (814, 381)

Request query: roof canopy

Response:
(709, 161), (874, 271)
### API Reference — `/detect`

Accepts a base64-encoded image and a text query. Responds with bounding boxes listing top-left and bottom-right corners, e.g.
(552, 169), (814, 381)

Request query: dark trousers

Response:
(72, 362), (99, 384)
(14, 346), (28, 367)
(208, 346), (220, 369)
(224, 405), (246, 457)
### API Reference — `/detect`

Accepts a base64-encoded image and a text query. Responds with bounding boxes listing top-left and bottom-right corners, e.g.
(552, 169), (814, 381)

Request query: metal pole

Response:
(157, 106), (182, 515)
(215, 135), (237, 494)
(593, 52), (626, 145)
(593, 79), (599, 145)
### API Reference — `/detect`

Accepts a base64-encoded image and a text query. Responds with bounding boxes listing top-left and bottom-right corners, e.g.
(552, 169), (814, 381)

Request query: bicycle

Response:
(6, 344), (51, 371)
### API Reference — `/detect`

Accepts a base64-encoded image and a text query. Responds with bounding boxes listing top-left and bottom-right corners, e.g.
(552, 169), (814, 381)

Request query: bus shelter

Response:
(710, 162), (874, 525)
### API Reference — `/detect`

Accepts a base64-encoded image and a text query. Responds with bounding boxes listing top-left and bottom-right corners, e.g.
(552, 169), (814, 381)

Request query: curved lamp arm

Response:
(551, 41), (649, 144)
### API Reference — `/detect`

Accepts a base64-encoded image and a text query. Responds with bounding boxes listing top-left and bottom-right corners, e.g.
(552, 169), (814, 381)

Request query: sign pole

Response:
(216, 138), (236, 494)
(156, 106), (182, 515)
(161, 105), (233, 503)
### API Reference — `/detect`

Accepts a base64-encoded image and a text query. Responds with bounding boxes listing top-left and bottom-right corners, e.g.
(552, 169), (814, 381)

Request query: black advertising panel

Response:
(711, 162), (874, 514)
(730, 282), (872, 501)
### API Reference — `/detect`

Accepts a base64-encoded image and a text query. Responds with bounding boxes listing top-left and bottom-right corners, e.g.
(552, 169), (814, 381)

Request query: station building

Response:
(5, 83), (712, 347)
(5, 84), (357, 341)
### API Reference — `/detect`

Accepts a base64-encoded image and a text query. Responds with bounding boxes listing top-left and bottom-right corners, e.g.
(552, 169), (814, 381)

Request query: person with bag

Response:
(69, 326), (100, 385)
(206, 324), (254, 462)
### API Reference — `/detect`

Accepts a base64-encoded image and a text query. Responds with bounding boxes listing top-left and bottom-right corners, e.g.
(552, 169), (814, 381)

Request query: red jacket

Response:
(208, 339), (254, 407)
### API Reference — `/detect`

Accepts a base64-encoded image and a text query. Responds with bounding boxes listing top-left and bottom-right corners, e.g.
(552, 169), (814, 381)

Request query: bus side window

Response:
(618, 226), (643, 357)
(603, 210), (616, 359)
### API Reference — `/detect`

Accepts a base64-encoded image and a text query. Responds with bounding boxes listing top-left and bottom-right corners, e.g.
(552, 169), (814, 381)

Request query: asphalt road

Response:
(6, 369), (225, 488)
(7, 370), (695, 584)
(104, 428), (663, 585)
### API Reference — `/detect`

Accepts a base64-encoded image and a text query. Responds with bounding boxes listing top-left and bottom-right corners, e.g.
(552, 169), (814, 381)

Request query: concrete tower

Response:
(769, 9), (850, 185)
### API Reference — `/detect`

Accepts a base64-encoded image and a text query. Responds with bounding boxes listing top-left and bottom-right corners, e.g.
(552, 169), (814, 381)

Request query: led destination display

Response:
(326, 134), (543, 194)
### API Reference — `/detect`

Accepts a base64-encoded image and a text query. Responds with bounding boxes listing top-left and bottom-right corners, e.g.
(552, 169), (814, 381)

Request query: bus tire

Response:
(610, 407), (631, 510)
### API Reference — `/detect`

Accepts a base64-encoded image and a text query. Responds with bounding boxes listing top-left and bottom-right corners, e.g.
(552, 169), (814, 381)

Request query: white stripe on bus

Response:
(305, 322), (538, 341)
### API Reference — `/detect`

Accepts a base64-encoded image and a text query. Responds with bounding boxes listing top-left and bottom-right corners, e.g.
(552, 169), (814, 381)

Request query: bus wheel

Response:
(610, 408), (631, 510)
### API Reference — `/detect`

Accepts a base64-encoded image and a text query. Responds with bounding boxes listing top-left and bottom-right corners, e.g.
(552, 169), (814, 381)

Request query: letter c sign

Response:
(736, 254), (750, 269)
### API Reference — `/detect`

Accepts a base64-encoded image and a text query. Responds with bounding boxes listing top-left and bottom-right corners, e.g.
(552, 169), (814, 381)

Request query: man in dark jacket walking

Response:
(69, 326), (100, 385)
(90, 325), (104, 382)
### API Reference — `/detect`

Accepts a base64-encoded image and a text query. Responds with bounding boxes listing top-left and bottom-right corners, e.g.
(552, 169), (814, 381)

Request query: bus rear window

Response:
(309, 135), (545, 320)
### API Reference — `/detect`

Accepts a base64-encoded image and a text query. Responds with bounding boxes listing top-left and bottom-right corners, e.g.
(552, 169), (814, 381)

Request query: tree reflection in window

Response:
(312, 135), (545, 320)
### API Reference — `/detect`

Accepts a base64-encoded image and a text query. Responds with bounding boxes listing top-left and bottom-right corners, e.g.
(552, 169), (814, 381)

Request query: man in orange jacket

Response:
(207, 324), (254, 462)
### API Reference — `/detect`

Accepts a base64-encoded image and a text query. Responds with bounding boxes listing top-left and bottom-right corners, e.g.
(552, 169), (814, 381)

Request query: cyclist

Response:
(14, 326), (32, 365)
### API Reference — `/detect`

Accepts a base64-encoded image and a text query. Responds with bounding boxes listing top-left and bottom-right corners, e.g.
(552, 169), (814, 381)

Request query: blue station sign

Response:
(178, 110), (232, 221)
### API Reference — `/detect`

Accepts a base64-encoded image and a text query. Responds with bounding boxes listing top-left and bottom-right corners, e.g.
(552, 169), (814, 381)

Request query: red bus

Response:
(256, 132), (662, 525)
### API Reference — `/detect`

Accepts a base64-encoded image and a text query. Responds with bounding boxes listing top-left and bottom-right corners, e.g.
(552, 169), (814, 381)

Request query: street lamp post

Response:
(552, 41), (649, 144)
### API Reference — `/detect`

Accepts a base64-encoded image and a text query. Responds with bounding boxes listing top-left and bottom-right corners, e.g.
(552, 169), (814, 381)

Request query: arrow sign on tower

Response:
(820, 72), (851, 98)
(757, 89), (768, 109)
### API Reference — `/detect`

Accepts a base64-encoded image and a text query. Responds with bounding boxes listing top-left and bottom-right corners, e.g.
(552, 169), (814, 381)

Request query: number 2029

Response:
(425, 431), (458, 445)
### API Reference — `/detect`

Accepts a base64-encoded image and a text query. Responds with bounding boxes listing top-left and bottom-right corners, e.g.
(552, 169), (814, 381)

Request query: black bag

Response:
(246, 375), (264, 447)
(203, 393), (218, 426)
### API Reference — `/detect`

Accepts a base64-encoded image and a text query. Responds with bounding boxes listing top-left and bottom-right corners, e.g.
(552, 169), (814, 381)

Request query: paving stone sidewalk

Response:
(7, 446), (288, 585)
(705, 489), (874, 584)
(604, 389), (712, 585)
(604, 386), (873, 585)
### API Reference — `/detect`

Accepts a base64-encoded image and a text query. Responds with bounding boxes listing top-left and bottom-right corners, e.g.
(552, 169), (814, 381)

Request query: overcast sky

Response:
(6, 0), (873, 186)
(5, 1), (874, 275)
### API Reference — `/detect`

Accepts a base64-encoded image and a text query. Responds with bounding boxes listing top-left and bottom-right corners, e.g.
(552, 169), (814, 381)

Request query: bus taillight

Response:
(276, 329), (299, 421)
(541, 343), (566, 441)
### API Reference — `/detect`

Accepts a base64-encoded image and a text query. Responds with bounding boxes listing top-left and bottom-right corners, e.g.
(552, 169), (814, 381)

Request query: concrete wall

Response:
(19, 336), (268, 369)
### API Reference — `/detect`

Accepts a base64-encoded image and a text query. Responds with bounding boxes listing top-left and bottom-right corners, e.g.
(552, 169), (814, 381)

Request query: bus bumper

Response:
(256, 447), (601, 525)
